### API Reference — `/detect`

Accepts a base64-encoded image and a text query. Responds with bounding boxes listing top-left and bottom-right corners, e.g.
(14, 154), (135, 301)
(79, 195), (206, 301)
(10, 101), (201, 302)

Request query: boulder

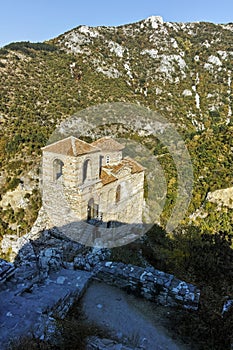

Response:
(38, 248), (63, 276)
(74, 248), (111, 271)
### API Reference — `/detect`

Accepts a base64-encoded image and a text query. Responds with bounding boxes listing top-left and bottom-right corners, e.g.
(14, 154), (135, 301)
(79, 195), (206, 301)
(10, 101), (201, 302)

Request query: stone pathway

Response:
(81, 281), (191, 350)
(0, 268), (92, 349)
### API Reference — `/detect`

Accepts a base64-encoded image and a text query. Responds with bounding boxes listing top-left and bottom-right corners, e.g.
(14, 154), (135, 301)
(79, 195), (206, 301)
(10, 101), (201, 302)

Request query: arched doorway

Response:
(87, 198), (99, 221)
(87, 198), (94, 221)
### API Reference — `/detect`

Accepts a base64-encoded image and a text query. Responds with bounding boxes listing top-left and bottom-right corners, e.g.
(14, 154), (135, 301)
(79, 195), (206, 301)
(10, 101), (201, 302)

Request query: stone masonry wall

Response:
(42, 149), (144, 225)
(95, 261), (200, 310)
(101, 150), (122, 166)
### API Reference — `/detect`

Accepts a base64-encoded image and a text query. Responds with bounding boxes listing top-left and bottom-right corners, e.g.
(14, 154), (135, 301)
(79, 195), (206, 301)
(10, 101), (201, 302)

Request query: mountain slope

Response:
(52, 16), (233, 128)
(0, 16), (233, 238)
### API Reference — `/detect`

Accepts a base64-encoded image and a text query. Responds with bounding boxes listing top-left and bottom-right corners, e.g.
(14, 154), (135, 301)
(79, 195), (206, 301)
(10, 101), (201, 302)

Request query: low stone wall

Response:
(86, 336), (140, 350)
(96, 262), (200, 310)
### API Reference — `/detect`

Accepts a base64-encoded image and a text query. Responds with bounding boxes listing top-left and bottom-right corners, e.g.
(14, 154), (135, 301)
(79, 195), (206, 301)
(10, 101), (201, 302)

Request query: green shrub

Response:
(7, 177), (20, 191)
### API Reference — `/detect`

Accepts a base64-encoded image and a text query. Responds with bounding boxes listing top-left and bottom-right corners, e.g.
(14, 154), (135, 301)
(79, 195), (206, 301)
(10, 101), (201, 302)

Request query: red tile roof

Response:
(91, 137), (124, 151)
(100, 169), (117, 185)
(42, 136), (100, 156)
(104, 156), (144, 175)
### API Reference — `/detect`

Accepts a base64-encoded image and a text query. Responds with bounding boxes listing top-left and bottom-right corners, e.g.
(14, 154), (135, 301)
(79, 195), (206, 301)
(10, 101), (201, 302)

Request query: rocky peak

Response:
(144, 15), (164, 28)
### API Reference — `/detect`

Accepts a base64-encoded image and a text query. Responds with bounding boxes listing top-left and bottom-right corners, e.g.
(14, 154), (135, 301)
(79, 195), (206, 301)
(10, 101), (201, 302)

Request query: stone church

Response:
(42, 136), (145, 227)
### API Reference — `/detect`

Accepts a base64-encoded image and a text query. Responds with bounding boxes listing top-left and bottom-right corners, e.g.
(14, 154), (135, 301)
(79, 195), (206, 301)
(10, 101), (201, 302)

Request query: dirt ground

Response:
(80, 280), (191, 350)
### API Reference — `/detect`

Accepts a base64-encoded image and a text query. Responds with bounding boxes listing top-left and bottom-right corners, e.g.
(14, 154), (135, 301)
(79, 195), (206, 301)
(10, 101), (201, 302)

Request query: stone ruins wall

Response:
(0, 226), (201, 347)
(95, 261), (200, 310)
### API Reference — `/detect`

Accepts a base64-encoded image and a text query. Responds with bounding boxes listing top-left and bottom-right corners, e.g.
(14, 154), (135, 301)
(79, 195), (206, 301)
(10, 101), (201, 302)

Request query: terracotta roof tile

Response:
(42, 136), (100, 156)
(100, 169), (117, 185)
(104, 156), (144, 175)
(91, 137), (124, 151)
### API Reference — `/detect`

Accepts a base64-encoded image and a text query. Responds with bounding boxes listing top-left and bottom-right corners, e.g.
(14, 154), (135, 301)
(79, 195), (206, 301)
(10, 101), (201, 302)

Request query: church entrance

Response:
(87, 198), (99, 221)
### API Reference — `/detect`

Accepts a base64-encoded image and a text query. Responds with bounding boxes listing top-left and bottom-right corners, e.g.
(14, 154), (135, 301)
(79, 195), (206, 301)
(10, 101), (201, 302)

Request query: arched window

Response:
(106, 155), (110, 165)
(53, 159), (64, 181)
(83, 159), (92, 182)
(116, 184), (121, 203)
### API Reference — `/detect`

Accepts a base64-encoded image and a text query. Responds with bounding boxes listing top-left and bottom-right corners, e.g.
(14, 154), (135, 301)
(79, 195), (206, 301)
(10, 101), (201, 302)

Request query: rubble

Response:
(38, 247), (63, 277)
(0, 258), (15, 284)
(86, 336), (141, 350)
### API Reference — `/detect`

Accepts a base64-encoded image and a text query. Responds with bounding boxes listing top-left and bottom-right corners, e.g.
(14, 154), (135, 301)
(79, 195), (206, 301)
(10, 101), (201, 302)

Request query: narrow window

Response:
(106, 155), (110, 165)
(116, 184), (121, 203)
(53, 159), (64, 181)
(83, 159), (92, 182)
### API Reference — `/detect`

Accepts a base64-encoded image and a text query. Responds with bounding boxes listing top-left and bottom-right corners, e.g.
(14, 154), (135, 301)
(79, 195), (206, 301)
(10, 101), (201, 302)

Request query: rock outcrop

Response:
(207, 186), (233, 209)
